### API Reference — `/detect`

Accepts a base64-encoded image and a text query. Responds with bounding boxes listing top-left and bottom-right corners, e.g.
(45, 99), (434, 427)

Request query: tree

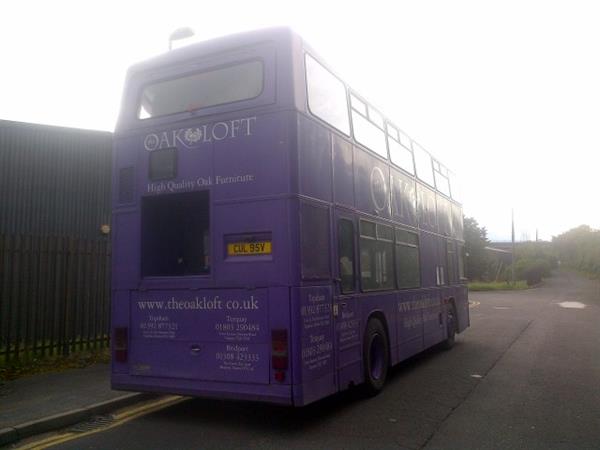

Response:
(463, 216), (491, 280)
(553, 225), (600, 275)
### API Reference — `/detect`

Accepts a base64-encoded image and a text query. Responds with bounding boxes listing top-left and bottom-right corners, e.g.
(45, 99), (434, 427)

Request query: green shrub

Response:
(511, 258), (549, 286)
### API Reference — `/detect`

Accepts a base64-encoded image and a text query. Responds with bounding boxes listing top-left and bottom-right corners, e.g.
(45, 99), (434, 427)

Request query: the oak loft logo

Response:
(143, 116), (257, 151)
(370, 166), (388, 213)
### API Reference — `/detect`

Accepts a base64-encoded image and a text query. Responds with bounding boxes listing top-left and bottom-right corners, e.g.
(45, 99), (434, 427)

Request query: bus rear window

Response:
(141, 191), (210, 276)
(138, 60), (263, 119)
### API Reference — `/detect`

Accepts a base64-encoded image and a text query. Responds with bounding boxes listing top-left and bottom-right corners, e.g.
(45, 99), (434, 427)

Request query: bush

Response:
(512, 258), (549, 286)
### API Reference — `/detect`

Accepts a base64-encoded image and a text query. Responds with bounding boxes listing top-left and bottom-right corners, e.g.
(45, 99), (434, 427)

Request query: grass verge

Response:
(0, 348), (110, 382)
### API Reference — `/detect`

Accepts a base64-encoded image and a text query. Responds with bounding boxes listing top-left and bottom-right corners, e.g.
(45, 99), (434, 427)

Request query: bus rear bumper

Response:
(111, 373), (293, 405)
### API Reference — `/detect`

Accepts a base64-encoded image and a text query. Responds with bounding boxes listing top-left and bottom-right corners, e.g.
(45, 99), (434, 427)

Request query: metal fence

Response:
(0, 234), (111, 362)
(0, 120), (113, 364)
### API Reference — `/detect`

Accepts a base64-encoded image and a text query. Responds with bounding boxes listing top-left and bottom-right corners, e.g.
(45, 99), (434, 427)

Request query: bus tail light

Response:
(271, 329), (288, 381)
(114, 327), (128, 363)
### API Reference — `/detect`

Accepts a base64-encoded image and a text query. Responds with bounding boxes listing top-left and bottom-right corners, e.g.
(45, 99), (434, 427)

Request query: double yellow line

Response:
(16, 396), (186, 450)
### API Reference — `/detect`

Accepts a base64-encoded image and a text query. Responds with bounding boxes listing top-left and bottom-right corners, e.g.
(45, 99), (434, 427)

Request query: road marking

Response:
(557, 301), (586, 309)
(493, 306), (511, 310)
(15, 395), (185, 450)
(469, 301), (480, 308)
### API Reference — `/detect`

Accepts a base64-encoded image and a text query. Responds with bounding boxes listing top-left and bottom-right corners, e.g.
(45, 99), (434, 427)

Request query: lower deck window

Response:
(360, 221), (395, 291)
(395, 228), (420, 289)
(338, 219), (355, 293)
(141, 191), (210, 276)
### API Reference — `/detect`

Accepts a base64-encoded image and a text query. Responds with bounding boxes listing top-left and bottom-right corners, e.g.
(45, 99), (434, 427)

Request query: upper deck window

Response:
(413, 143), (435, 187)
(387, 123), (414, 174)
(138, 60), (264, 119)
(350, 93), (387, 158)
(306, 54), (350, 135)
(434, 161), (451, 197)
(449, 171), (461, 202)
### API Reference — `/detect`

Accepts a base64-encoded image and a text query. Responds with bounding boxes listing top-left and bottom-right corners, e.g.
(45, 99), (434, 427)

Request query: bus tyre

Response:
(442, 303), (457, 350)
(362, 318), (389, 396)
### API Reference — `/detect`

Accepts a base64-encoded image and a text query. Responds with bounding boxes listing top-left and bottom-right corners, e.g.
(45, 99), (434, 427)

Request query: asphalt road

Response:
(49, 271), (600, 450)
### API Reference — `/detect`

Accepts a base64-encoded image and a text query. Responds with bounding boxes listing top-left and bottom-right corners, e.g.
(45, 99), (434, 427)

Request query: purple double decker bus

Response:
(111, 28), (469, 406)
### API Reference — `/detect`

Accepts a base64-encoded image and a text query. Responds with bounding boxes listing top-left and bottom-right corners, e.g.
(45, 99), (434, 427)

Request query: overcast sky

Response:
(2, 0), (599, 241)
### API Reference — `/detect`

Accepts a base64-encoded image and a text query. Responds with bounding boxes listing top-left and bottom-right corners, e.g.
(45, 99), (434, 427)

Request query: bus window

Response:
(360, 220), (395, 291)
(449, 171), (462, 203)
(305, 54), (350, 135)
(149, 147), (177, 181)
(437, 196), (452, 236)
(351, 96), (387, 158)
(413, 143), (435, 187)
(398, 130), (412, 149)
(434, 161), (451, 197)
(388, 130), (415, 174)
(447, 240), (457, 283)
(141, 190), (210, 276)
(338, 219), (355, 293)
(452, 204), (464, 240)
(138, 60), (263, 119)
(368, 106), (385, 129)
(350, 94), (367, 115)
(395, 228), (420, 289)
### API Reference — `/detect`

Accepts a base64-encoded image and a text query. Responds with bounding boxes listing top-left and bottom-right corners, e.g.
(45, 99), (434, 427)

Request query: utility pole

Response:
(511, 209), (515, 286)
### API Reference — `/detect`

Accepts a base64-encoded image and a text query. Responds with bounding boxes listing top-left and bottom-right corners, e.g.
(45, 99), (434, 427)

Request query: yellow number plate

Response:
(227, 241), (272, 256)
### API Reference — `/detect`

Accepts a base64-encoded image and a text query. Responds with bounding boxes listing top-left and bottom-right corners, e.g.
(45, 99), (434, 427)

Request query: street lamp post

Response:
(169, 27), (195, 50)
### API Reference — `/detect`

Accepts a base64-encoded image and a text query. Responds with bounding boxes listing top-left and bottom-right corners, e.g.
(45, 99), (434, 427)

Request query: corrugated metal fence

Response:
(0, 121), (112, 363)
(0, 235), (111, 360)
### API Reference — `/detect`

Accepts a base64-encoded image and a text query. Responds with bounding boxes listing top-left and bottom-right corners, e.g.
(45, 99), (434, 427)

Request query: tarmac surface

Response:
(8, 270), (600, 449)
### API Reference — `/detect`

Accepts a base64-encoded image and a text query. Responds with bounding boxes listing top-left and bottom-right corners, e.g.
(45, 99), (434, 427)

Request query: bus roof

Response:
(126, 27), (296, 76)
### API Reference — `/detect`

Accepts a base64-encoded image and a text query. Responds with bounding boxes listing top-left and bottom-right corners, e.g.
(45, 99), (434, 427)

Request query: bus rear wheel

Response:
(362, 318), (389, 396)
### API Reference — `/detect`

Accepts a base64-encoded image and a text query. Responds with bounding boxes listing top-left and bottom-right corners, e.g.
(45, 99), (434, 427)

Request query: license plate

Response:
(227, 241), (272, 256)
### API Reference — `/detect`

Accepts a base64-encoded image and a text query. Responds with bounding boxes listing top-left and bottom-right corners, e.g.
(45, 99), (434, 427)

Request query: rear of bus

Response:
(111, 29), (303, 404)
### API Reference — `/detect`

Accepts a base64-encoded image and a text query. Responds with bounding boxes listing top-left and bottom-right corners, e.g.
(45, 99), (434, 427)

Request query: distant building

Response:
(0, 119), (113, 362)
(0, 119), (112, 238)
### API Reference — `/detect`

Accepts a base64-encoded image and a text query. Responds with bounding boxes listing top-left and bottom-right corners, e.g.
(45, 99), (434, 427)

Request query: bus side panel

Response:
(454, 284), (469, 333)
(268, 286), (293, 387)
(290, 285), (336, 406)
(214, 199), (289, 286)
(390, 168), (417, 228)
(112, 211), (140, 290)
(334, 295), (363, 392)
(332, 134), (354, 208)
(422, 289), (445, 349)
(212, 112), (291, 202)
(111, 290), (130, 376)
(396, 291), (425, 361)
(354, 147), (391, 218)
(297, 115), (332, 203)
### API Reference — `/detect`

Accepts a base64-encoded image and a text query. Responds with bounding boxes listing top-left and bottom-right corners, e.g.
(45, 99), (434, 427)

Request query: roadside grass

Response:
(468, 280), (529, 291)
(0, 348), (110, 382)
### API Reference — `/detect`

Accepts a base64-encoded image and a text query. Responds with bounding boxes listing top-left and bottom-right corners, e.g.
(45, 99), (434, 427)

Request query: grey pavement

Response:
(0, 363), (123, 430)
(0, 363), (149, 447)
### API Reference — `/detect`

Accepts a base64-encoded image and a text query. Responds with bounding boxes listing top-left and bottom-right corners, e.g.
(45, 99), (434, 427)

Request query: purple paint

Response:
(111, 27), (469, 406)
